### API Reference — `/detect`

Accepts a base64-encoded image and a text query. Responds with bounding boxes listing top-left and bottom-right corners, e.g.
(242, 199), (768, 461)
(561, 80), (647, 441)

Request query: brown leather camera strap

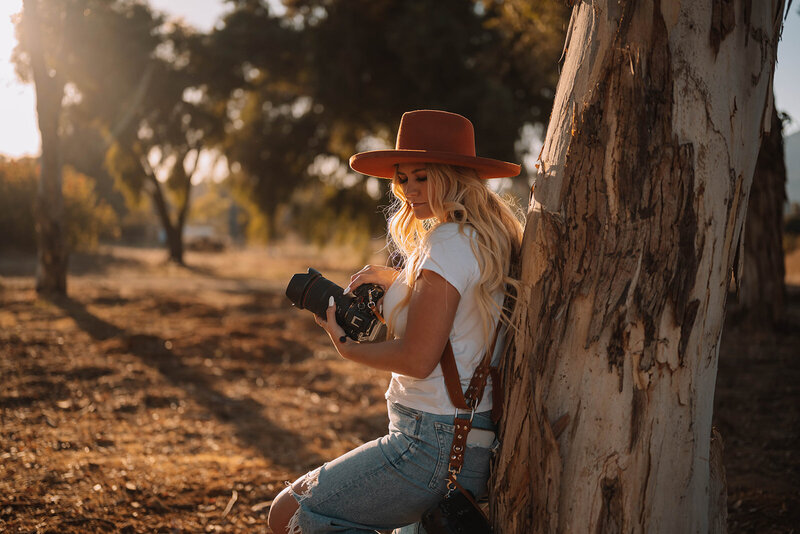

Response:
(440, 341), (471, 410)
(449, 417), (471, 468)
(440, 320), (502, 411)
(445, 415), (473, 495)
(441, 320), (504, 496)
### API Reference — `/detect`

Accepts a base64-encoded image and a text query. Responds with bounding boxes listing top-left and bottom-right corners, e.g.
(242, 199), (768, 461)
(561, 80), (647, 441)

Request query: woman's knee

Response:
(268, 475), (316, 533)
(267, 484), (299, 533)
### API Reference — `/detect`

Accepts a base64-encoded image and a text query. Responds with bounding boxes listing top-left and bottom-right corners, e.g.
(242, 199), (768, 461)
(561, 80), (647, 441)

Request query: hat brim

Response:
(349, 150), (521, 179)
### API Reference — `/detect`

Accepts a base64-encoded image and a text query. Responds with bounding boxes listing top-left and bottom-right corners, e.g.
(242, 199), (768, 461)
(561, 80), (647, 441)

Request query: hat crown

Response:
(349, 109), (520, 179)
(395, 110), (476, 157)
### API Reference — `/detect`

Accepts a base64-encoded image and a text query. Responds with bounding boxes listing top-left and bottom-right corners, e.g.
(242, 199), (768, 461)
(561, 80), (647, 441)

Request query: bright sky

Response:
(1, 1), (799, 159)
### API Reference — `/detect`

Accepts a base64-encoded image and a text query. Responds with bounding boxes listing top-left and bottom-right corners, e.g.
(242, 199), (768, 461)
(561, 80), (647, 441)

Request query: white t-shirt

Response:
(383, 222), (505, 415)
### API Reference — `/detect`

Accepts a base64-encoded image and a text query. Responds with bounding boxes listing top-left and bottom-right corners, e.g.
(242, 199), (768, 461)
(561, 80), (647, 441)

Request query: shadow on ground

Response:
(50, 294), (326, 468)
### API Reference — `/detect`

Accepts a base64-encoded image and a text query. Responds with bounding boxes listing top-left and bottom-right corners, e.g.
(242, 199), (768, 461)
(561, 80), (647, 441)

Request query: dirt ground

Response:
(1, 245), (798, 533)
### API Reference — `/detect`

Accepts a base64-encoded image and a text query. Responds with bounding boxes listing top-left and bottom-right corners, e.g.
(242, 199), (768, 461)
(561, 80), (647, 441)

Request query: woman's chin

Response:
(411, 206), (434, 219)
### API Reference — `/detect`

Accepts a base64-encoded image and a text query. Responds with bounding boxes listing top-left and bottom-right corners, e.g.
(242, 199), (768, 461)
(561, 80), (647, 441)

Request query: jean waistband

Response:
(389, 401), (496, 433)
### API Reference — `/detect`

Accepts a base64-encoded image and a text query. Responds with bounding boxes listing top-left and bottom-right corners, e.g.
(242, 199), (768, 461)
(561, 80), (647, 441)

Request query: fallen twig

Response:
(251, 500), (273, 512)
(222, 489), (238, 518)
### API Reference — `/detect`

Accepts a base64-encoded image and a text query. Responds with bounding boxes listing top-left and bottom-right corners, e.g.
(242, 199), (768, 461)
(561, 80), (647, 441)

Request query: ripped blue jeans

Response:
(288, 400), (497, 533)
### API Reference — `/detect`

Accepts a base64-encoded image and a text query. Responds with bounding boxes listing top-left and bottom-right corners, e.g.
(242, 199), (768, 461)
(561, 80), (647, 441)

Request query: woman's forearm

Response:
(316, 269), (457, 379)
(333, 337), (439, 379)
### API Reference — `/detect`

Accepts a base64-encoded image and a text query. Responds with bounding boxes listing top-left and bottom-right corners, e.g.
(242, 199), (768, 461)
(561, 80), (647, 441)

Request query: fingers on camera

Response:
(345, 276), (362, 295)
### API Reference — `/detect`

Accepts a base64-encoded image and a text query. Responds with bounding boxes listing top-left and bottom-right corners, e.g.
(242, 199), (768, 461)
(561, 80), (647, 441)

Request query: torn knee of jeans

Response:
(286, 507), (303, 534)
(292, 466), (321, 500)
(286, 466), (322, 534)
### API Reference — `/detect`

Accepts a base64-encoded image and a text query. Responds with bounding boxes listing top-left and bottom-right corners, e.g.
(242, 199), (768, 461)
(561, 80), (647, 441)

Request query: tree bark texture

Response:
(24, 0), (68, 295)
(733, 104), (786, 325)
(491, 1), (784, 533)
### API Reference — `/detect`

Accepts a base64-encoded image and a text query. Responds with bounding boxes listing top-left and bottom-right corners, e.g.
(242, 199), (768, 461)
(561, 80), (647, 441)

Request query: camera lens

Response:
(285, 268), (344, 318)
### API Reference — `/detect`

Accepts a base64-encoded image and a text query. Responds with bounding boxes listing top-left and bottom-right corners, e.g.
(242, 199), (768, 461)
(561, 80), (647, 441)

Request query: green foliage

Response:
(63, 167), (120, 251)
(190, 181), (232, 227)
(0, 158), (37, 250)
(290, 182), (388, 250)
(62, 123), (129, 220)
(0, 158), (119, 252)
(104, 141), (147, 207)
(227, 184), (272, 244)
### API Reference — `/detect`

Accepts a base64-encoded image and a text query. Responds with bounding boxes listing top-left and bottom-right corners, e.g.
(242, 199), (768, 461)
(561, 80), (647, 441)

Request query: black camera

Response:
(285, 268), (386, 342)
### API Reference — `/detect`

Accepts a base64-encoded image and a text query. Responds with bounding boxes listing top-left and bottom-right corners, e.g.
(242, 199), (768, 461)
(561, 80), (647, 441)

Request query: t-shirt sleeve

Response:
(420, 225), (477, 296)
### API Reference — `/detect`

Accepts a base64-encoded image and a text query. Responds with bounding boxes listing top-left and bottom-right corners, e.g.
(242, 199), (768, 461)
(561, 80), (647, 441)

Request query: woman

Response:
(268, 110), (523, 533)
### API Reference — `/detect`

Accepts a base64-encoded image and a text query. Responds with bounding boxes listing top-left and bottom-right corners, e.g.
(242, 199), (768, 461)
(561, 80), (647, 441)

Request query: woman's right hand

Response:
(344, 264), (401, 294)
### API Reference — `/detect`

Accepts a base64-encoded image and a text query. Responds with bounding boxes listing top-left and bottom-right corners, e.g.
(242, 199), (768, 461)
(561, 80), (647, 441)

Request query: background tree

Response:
(61, 4), (222, 265)
(733, 104), (787, 326)
(491, 2), (785, 532)
(104, 24), (224, 264)
(16, 0), (226, 265)
(15, 0), (80, 294)
(14, 1), (188, 268)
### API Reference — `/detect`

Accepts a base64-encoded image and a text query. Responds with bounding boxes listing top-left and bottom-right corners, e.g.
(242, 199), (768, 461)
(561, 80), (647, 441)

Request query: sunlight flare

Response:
(0, 0), (39, 158)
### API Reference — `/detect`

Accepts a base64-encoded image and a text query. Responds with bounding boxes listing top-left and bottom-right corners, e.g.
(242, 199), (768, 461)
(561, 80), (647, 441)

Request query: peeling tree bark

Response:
(491, 1), (784, 532)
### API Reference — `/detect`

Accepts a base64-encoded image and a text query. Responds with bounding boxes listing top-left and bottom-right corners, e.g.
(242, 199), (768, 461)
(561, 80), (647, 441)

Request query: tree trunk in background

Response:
(147, 174), (186, 265)
(735, 104), (786, 325)
(138, 146), (198, 266)
(491, 2), (784, 532)
(24, 0), (68, 295)
(164, 222), (185, 265)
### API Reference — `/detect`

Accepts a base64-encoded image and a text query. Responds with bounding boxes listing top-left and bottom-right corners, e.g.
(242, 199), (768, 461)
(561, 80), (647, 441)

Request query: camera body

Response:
(285, 268), (386, 342)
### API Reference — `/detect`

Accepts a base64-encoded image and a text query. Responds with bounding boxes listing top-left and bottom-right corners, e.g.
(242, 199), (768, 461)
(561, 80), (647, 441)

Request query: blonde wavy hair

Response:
(386, 163), (524, 344)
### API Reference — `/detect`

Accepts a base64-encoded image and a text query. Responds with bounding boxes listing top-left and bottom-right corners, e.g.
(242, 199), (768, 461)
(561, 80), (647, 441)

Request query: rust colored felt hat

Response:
(349, 110), (521, 179)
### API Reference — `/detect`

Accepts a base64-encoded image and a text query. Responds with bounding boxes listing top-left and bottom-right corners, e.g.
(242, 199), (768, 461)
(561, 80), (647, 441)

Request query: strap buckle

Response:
(454, 404), (477, 423)
(446, 467), (460, 497)
(367, 299), (385, 324)
(467, 399), (477, 422)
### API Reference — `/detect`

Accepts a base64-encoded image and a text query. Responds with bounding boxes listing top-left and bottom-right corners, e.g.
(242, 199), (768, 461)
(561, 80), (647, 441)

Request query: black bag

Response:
(421, 491), (491, 534)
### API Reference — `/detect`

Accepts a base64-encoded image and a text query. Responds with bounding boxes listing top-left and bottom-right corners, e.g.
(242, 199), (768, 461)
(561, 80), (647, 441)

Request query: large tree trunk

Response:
(733, 104), (786, 325)
(24, 0), (68, 295)
(491, 2), (784, 533)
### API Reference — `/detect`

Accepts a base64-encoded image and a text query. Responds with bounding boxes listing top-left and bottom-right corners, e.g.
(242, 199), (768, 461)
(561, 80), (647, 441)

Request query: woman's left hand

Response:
(314, 296), (347, 347)
(344, 264), (400, 294)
